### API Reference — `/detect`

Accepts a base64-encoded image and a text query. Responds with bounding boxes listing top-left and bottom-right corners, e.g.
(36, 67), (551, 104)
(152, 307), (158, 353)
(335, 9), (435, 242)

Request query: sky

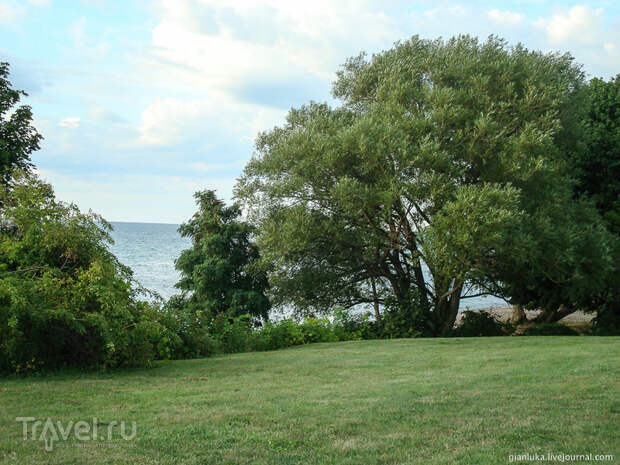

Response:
(1, 1), (619, 223)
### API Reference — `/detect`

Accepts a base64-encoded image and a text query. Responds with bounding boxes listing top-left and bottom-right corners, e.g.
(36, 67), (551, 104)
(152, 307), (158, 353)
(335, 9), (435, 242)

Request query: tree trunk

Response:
(510, 304), (527, 324)
(442, 282), (463, 335)
(370, 277), (381, 321)
(433, 279), (463, 335)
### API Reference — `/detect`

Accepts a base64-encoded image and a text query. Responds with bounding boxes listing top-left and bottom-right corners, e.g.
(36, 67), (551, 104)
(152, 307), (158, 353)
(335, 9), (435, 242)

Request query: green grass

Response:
(1, 337), (618, 464)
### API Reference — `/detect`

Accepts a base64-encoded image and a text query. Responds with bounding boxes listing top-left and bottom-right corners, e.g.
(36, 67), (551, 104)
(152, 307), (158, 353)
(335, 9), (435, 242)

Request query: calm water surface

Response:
(109, 222), (190, 300)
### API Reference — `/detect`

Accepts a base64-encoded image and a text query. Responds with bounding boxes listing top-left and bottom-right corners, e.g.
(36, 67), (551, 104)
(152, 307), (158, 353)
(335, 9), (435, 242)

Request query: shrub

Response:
(249, 319), (304, 351)
(593, 309), (620, 335)
(210, 313), (253, 353)
(380, 293), (435, 338)
(453, 310), (507, 337)
(519, 323), (579, 336)
(332, 307), (376, 341)
(299, 317), (338, 344)
(161, 296), (217, 358)
(591, 288), (620, 335)
(0, 175), (170, 373)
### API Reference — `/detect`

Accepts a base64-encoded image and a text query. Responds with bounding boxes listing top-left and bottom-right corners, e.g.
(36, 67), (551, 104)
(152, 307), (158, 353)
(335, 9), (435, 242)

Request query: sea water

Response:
(109, 222), (190, 300)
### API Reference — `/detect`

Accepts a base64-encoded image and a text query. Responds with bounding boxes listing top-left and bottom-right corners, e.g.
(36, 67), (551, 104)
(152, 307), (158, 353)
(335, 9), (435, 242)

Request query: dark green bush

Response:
(209, 313), (253, 353)
(172, 190), (270, 322)
(591, 285), (620, 335)
(0, 175), (174, 373)
(332, 307), (376, 341)
(380, 293), (435, 338)
(197, 310), (376, 354)
(519, 323), (579, 336)
(593, 307), (620, 335)
(453, 310), (507, 337)
(249, 319), (303, 351)
(159, 296), (217, 359)
(299, 317), (338, 344)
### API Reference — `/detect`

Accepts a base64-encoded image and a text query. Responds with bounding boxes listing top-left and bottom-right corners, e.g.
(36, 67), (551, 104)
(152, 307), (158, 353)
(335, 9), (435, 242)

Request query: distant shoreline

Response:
(459, 306), (593, 323)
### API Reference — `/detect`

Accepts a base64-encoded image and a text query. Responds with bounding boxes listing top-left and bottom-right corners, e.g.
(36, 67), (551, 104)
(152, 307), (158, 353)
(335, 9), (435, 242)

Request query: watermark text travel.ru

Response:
(15, 417), (137, 451)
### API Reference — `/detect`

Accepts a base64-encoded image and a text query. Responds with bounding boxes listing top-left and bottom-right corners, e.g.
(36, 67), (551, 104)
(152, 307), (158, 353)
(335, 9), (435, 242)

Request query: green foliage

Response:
(236, 35), (600, 335)
(331, 306), (375, 340)
(519, 323), (579, 336)
(563, 75), (620, 332)
(213, 314), (346, 353)
(380, 293), (434, 338)
(592, 308), (620, 335)
(0, 175), (171, 372)
(574, 75), (620, 234)
(591, 273), (620, 335)
(197, 307), (380, 354)
(250, 318), (304, 350)
(0, 63), (42, 187)
(453, 311), (507, 337)
(160, 295), (218, 358)
(299, 317), (339, 344)
(173, 190), (270, 323)
(483, 193), (615, 318)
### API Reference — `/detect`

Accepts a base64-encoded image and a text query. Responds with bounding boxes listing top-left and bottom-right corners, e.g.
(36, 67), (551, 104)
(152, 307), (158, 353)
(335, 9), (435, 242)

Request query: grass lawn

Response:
(0, 337), (618, 464)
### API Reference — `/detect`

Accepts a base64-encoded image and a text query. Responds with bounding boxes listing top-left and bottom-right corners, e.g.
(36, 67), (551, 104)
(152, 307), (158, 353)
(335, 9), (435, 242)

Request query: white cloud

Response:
(137, 98), (204, 147)
(147, 0), (397, 90)
(424, 5), (467, 19)
(603, 42), (616, 53)
(136, 96), (284, 148)
(536, 5), (603, 44)
(71, 17), (88, 47)
(129, 0), (405, 171)
(0, 2), (25, 23)
(59, 117), (80, 128)
(487, 9), (523, 25)
(27, 0), (51, 6)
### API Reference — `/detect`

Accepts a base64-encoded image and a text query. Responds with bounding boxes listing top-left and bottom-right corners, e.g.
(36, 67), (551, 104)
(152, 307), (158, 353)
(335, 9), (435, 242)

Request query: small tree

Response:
(0, 63), (42, 187)
(173, 190), (270, 322)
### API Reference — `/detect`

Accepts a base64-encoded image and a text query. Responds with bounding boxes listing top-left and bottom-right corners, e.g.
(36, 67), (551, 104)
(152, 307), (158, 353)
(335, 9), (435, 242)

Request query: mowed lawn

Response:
(0, 337), (618, 465)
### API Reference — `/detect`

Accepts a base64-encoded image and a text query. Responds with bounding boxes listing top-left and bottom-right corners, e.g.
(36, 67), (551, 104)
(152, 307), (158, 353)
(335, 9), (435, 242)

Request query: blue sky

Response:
(1, 0), (619, 223)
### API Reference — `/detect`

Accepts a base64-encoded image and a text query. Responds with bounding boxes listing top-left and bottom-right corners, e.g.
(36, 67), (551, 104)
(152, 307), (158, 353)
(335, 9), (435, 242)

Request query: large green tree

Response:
(236, 35), (610, 334)
(173, 190), (270, 322)
(0, 62), (42, 187)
